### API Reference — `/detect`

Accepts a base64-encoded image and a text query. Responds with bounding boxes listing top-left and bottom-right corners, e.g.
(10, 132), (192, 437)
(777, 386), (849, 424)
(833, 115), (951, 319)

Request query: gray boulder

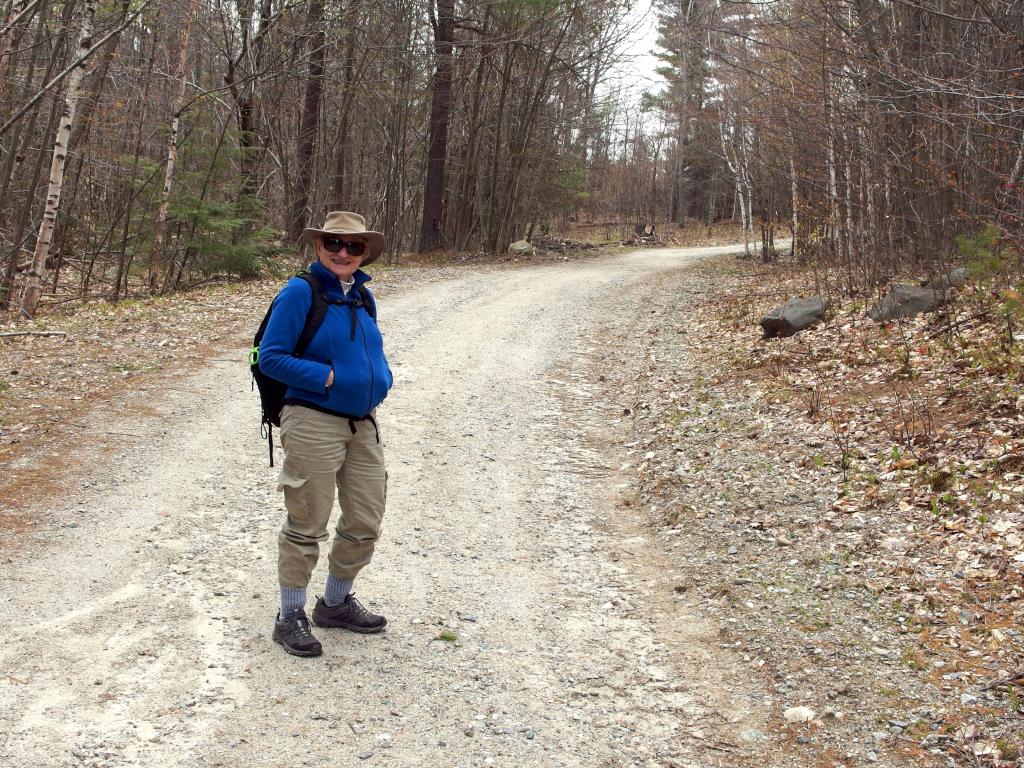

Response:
(868, 284), (946, 322)
(925, 267), (968, 291)
(760, 296), (825, 339)
(507, 239), (534, 257)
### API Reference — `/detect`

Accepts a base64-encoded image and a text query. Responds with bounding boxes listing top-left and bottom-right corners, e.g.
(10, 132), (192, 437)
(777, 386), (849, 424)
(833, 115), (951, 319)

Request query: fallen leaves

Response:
(606, 255), (1023, 767)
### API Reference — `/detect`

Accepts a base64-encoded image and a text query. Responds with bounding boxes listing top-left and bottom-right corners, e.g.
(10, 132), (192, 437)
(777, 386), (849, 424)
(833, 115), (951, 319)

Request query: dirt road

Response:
(0, 244), (783, 767)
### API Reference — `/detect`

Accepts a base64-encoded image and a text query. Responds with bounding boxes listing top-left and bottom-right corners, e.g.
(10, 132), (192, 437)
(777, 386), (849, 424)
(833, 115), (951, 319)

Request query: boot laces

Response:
(292, 613), (314, 638)
(348, 594), (371, 618)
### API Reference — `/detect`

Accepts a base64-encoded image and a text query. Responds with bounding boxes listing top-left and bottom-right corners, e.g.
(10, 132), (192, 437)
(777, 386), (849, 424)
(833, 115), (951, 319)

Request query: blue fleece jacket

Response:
(258, 261), (393, 418)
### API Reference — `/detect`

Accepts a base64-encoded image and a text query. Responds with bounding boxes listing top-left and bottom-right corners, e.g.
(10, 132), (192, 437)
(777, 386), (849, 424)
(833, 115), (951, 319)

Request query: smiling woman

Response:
(257, 210), (394, 657)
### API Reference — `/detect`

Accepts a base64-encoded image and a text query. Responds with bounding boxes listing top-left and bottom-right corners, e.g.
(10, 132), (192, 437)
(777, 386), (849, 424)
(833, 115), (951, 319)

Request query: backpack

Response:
(249, 271), (376, 465)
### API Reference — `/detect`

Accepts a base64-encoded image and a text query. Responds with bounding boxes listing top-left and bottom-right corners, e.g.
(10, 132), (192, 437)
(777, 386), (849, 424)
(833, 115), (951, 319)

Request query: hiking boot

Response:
(312, 594), (387, 633)
(273, 609), (323, 657)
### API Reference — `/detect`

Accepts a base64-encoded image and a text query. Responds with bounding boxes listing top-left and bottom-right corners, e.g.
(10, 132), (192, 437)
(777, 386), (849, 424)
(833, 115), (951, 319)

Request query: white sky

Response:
(601, 0), (665, 125)
(619, 0), (663, 92)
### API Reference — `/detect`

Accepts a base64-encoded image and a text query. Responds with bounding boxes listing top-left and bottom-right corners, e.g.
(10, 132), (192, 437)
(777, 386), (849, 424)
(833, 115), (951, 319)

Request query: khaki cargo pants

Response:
(276, 404), (387, 588)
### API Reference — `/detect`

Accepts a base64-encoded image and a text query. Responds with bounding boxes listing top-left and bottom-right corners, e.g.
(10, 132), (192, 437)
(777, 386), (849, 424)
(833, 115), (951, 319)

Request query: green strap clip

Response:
(248, 346), (259, 366)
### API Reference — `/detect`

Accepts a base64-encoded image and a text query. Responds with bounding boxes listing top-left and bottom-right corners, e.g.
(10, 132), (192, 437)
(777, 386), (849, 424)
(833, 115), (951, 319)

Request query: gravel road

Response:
(0, 244), (784, 767)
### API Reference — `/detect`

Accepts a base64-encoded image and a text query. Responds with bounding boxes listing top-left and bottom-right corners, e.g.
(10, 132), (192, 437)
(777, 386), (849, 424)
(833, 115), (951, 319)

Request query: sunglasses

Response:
(321, 237), (366, 257)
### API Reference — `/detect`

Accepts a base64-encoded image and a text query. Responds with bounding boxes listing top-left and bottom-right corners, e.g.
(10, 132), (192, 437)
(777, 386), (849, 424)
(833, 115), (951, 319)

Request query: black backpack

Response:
(249, 271), (376, 465)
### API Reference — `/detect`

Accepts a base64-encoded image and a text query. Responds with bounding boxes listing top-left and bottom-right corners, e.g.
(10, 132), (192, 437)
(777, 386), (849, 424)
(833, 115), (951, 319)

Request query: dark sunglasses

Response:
(321, 237), (366, 257)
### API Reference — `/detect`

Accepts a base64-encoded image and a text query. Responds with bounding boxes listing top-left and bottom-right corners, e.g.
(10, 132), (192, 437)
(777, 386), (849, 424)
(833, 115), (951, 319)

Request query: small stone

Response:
(739, 728), (768, 742)
(784, 706), (816, 723)
(960, 693), (978, 706)
(525, 729), (535, 740)
(728, 545), (738, 555)
(358, 751), (373, 760)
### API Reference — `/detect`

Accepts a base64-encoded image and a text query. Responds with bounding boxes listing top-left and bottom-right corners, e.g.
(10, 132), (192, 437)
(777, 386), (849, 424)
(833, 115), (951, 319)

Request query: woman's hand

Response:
(326, 369), (334, 389)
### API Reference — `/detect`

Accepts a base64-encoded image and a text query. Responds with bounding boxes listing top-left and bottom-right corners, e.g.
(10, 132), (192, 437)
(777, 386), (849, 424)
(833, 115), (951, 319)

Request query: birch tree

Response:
(19, 0), (97, 318)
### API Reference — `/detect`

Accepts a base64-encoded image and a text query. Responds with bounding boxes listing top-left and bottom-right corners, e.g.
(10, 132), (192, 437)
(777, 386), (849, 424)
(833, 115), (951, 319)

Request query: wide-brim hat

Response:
(301, 211), (386, 266)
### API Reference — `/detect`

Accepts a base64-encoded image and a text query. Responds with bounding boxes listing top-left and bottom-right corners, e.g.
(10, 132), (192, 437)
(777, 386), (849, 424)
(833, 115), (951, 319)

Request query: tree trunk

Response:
(329, 19), (359, 208)
(112, 17), (159, 301)
(417, 0), (454, 252)
(288, 0), (325, 241)
(148, 0), (197, 295)
(19, 0), (96, 318)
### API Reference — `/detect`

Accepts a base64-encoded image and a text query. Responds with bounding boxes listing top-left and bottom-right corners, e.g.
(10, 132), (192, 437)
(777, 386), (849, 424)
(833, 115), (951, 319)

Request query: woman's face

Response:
(317, 236), (366, 282)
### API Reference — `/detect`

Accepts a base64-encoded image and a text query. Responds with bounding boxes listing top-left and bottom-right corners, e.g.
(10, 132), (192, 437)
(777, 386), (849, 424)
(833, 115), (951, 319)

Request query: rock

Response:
(925, 267), (968, 291)
(760, 296), (825, 339)
(358, 750), (373, 760)
(739, 728), (768, 742)
(507, 240), (535, 257)
(867, 285), (946, 322)
(784, 706), (816, 723)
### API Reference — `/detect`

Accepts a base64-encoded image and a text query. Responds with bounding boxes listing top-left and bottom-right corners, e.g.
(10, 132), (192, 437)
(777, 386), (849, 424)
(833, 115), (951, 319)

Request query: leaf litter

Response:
(590, 255), (1022, 767)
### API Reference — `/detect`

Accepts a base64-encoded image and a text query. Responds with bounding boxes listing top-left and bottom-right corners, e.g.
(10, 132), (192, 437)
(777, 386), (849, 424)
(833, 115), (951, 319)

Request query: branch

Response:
(0, 330), (67, 339)
(0, 0), (151, 138)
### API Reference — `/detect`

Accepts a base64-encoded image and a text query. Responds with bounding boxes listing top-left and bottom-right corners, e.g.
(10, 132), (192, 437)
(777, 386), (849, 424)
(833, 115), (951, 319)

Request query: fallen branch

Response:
(0, 331), (67, 339)
(980, 671), (1024, 692)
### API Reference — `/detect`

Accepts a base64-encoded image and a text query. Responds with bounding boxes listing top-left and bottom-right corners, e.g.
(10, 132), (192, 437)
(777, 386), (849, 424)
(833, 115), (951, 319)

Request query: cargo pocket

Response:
(277, 463), (312, 518)
(277, 465), (308, 493)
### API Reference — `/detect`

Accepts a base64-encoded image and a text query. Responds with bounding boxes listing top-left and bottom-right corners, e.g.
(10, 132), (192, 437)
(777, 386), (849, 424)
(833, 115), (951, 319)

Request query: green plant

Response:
(996, 739), (1020, 762)
(172, 193), (277, 279)
(438, 630), (458, 642)
(957, 224), (1024, 347)
(958, 224), (1013, 282)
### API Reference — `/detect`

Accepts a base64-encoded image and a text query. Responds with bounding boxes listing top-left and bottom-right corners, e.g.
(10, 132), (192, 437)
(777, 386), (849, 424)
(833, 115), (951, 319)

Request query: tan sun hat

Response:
(301, 211), (386, 266)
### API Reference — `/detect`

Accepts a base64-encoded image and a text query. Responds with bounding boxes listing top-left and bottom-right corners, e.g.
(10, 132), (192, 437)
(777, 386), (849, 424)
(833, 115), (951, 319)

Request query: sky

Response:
(603, 0), (665, 120)
(620, 0), (663, 93)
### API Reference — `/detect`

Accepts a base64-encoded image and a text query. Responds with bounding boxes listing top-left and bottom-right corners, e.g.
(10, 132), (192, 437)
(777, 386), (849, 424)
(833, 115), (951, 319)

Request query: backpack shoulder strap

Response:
(294, 271), (328, 357)
(357, 284), (377, 322)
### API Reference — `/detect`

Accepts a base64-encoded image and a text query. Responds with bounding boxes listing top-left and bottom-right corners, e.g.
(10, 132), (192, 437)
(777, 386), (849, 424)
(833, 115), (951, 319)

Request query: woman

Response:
(258, 211), (393, 657)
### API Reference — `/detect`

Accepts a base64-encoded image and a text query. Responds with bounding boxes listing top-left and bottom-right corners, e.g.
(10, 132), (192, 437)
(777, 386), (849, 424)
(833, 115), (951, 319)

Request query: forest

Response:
(0, 0), (1021, 317)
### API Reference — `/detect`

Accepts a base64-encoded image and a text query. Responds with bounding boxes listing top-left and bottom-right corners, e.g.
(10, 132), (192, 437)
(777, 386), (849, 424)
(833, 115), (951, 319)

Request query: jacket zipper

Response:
(358, 310), (375, 414)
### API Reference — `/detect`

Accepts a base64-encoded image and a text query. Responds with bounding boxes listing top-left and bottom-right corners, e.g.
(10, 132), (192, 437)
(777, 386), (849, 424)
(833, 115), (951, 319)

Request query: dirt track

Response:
(0, 244), (783, 767)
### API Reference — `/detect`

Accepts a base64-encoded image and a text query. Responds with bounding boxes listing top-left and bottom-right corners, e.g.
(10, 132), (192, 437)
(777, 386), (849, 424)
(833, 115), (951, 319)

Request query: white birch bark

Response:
(719, 106), (750, 257)
(149, 0), (198, 295)
(789, 146), (799, 259)
(19, 0), (97, 318)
